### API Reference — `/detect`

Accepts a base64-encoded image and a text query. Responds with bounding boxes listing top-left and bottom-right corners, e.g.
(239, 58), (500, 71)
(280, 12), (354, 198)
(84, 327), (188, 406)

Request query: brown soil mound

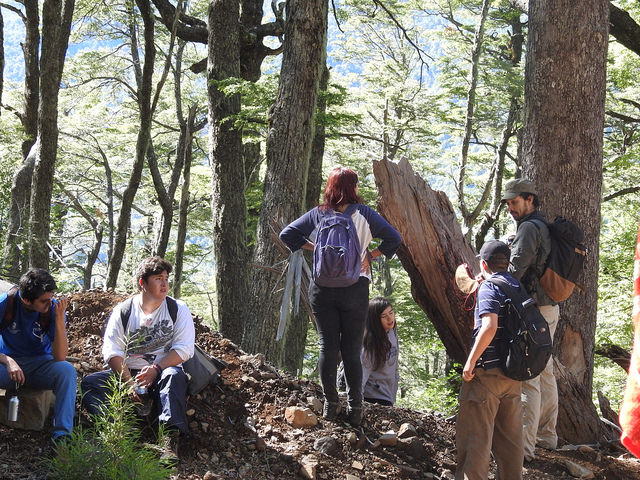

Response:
(1, 289), (639, 479)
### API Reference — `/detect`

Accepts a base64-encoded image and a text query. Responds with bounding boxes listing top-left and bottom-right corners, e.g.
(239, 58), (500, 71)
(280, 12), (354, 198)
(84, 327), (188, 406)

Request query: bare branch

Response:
(603, 186), (640, 202)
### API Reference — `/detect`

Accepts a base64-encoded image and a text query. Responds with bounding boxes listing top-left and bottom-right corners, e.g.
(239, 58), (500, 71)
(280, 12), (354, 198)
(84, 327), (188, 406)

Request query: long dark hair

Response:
(363, 297), (394, 371)
(321, 166), (363, 211)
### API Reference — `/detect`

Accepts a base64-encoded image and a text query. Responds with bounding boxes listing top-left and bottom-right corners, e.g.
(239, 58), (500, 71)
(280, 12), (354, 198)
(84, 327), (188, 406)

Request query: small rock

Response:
(285, 406), (318, 428)
(203, 471), (219, 480)
(189, 420), (198, 429)
(300, 455), (318, 480)
(346, 432), (358, 445)
(351, 460), (364, 470)
(314, 436), (339, 456)
(186, 408), (196, 416)
(398, 422), (417, 439)
(577, 445), (596, 454)
(378, 431), (398, 447)
(562, 459), (595, 478)
(201, 422), (209, 433)
(346, 475), (361, 480)
(307, 396), (323, 414)
(256, 436), (267, 451)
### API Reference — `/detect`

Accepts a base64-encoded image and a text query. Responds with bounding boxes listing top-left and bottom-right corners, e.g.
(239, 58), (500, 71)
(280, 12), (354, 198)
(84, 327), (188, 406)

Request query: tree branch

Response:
(610, 2), (640, 58)
(603, 186), (640, 202)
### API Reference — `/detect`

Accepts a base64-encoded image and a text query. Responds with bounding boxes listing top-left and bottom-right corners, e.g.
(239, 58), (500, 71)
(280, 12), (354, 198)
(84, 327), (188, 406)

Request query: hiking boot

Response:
(159, 431), (180, 467)
(322, 401), (340, 421)
(347, 406), (363, 427)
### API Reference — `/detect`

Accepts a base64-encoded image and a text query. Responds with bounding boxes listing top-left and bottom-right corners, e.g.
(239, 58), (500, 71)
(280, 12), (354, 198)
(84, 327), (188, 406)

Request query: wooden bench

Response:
(0, 388), (55, 431)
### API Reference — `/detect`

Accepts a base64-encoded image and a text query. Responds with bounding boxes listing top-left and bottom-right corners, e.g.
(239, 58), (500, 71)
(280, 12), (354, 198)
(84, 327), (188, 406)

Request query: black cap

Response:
(477, 239), (511, 262)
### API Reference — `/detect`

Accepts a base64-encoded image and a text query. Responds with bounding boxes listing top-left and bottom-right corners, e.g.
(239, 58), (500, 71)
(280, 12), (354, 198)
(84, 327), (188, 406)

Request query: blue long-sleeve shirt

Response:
(280, 204), (402, 270)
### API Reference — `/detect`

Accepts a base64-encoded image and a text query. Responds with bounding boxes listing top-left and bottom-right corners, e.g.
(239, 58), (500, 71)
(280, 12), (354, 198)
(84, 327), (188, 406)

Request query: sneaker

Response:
(322, 401), (340, 421)
(347, 406), (363, 427)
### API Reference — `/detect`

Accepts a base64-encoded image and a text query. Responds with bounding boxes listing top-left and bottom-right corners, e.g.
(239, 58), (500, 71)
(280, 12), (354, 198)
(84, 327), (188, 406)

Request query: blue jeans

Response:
(309, 277), (369, 409)
(81, 366), (189, 434)
(0, 355), (77, 438)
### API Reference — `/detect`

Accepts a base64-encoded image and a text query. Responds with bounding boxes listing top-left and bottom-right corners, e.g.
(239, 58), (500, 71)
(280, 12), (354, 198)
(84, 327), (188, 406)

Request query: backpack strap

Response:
(1, 287), (19, 332)
(119, 295), (178, 332)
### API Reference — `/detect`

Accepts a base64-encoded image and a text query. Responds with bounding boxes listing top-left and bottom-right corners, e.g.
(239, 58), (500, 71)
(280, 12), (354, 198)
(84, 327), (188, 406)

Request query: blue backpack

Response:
(313, 204), (362, 288)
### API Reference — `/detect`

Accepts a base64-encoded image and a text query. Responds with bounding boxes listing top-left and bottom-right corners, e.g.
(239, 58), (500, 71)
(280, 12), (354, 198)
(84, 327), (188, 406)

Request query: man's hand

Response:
(462, 358), (475, 382)
(3, 356), (25, 385)
(134, 364), (159, 388)
(54, 296), (68, 324)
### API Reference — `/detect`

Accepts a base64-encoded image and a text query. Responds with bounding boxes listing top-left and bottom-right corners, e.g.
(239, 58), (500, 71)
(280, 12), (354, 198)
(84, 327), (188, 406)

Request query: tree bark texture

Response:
(2, 1), (40, 278)
(244, 0), (328, 368)
(522, 0), (609, 444)
(208, 0), (249, 345)
(373, 158), (478, 365)
(21, 0), (39, 159)
(28, 0), (74, 269)
(174, 105), (196, 299)
(107, 0), (155, 288)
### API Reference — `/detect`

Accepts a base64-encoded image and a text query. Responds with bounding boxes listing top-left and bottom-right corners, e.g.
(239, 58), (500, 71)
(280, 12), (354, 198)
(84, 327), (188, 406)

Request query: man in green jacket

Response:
(502, 178), (559, 462)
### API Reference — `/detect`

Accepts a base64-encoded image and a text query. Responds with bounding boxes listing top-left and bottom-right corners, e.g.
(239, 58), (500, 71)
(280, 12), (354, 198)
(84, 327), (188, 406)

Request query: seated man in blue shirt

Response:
(0, 268), (76, 441)
(455, 240), (524, 480)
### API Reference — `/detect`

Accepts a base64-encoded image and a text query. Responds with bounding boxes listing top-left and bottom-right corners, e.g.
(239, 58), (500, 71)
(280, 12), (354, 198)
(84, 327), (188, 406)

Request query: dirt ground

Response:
(1, 289), (639, 479)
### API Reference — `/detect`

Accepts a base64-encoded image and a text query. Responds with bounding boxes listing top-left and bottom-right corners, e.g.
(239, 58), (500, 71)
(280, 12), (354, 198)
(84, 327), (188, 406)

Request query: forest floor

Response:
(0, 289), (639, 479)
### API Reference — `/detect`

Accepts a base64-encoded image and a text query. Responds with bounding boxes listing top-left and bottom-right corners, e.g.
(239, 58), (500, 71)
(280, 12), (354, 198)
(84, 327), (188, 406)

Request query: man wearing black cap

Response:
(455, 240), (524, 480)
(502, 178), (559, 462)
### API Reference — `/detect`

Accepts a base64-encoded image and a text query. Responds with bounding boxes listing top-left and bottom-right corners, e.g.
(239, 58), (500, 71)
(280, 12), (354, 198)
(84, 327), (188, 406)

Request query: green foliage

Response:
(49, 376), (173, 480)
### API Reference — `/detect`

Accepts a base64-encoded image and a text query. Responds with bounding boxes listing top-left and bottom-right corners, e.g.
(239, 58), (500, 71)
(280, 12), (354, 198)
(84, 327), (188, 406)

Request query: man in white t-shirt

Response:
(81, 256), (195, 461)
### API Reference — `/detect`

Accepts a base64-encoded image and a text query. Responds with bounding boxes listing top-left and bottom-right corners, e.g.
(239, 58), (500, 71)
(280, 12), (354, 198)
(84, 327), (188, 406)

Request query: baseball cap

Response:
(501, 178), (537, 201)
(477, 239), (511, 262)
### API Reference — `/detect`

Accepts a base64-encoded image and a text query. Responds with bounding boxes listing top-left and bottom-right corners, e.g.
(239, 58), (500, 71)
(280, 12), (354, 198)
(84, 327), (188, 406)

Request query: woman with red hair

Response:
(280, 167), (401, 426)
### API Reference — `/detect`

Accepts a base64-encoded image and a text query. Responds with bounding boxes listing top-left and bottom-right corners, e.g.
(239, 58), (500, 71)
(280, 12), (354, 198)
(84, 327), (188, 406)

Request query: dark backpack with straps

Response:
(1, 286), (52, 333)
(119, 295), (227, 395)
(530, 217), (587, 303)
(486, 277), (552, 381)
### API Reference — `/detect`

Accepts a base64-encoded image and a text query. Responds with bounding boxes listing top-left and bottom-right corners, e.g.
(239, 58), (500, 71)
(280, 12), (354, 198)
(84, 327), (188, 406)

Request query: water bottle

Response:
(7, 395), (19, 422)
(135, 385), (152, 416)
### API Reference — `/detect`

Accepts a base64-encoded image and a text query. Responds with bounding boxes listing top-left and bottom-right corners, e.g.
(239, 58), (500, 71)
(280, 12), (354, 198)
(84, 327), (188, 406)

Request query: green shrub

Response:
(49, 375), (173, 480)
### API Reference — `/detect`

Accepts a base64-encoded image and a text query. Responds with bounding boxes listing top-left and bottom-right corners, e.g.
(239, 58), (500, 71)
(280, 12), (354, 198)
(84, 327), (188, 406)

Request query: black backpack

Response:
(486, 277), (553, 381)
(530, 217), (587, 303)
(119, 296), (227, 395)
(1, 286), (52, 333)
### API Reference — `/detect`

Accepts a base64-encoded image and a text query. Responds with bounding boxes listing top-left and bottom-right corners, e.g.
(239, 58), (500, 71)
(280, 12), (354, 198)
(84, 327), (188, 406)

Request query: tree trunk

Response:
(28, 0), (75, 269)
(2, 151), (35, 280)
(21, 0), (39, 160)
(106, 0), (155, 288)
(373, 158), (478, 365)
(521, 0), (609, 444)
(174, 105), (196, 299)
(208, 0), (248, 345)
(244, 0), (328, 367)
(2, 0), (40, 278)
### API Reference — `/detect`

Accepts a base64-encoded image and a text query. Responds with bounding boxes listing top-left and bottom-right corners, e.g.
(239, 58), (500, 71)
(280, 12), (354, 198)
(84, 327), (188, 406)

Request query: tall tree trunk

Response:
(106, 0), (155, 288)
(279, 62), (330, 374)
(244, 0), (328, 368)
(174, 105), (196, 299)
(208, 0), (248, 345)
(21, 0), (39, 160)
(2, 0), (40, 278)
(521, 0), (609, 444)
(28, 0), (74, 268)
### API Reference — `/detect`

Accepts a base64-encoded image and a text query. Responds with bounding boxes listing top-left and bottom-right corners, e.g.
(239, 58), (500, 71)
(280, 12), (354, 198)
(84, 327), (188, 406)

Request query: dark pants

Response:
(80, 366), (189, 434)
(309, 277), (369, 409)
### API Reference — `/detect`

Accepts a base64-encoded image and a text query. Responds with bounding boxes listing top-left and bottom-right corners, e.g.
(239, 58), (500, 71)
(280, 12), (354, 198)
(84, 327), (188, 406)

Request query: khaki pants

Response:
(522, 303), (560, 461)
(455, 368), (523, 480)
